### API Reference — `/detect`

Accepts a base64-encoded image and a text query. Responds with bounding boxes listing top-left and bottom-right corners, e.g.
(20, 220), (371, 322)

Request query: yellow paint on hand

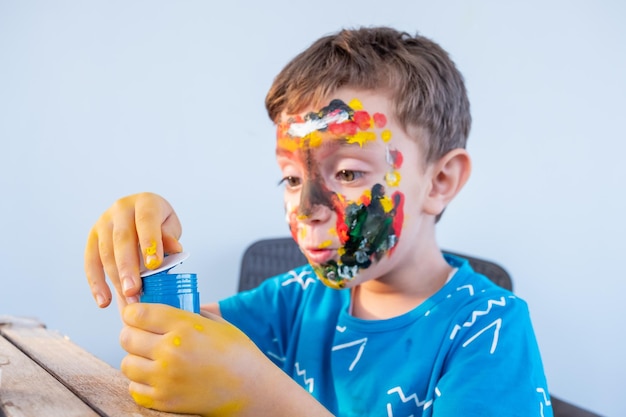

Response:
(145, 241), (159, 269)
(131, 391), (154, 408)
(172, 336), (181, 347)
(193, 324), (204, 331)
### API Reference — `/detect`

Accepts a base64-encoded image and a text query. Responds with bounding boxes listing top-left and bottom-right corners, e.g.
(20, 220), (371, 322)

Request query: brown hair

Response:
(265, 26), (471, 163)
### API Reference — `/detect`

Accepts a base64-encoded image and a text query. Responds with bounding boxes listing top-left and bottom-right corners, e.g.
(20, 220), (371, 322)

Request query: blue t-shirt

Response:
(219, 254), (553, 416)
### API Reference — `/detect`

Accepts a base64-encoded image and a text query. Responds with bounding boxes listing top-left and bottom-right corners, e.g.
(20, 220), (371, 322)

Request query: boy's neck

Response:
(349, 247), (453, 320)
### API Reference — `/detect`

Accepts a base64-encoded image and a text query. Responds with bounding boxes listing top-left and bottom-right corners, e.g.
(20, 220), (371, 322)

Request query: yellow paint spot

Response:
(381, 129), (392, 142)
(298, 228), (307, 241)
(277, 136), (300, 152)
(131, 391), (154, 408)
(145, 241), (157, 256)
(328, 227), (337, 237)
(338, 247), (346, 256)
(144, 241), (159, 269)
(348, 98), (363, 110)
(380, 196), (394, 213)
(307, 130), (323, 148)
(385, 171), (401, 187)
(347, 131), (376, 147)
(193, 324), (204, 331)
(172, 336), (181, 347)
(319, 240), (332, 249)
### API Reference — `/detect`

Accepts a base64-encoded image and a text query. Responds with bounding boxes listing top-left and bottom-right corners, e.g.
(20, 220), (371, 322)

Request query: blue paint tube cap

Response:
(139, 252), (200, 313)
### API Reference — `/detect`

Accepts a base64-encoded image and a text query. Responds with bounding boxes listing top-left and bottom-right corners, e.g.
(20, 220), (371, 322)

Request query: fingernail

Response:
(145, 254), (159, 269)
(122, 277), (134, 294)
(96, 293), (106, 307)
(126, 296), (139, 304)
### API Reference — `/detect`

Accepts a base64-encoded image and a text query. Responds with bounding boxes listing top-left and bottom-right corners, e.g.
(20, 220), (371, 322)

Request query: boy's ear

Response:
(423, 149), (472, 217)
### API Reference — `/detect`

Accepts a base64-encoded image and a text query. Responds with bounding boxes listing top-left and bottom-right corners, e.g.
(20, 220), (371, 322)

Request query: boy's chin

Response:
(311, 262), (364, 290)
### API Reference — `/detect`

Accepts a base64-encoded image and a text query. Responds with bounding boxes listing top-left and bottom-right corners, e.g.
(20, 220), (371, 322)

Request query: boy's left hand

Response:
(119, 303), (267, 416)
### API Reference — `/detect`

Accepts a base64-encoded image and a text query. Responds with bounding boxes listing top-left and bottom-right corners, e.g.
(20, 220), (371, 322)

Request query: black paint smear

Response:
(303, 99), (355, 127)
(340, 183), (396, 269)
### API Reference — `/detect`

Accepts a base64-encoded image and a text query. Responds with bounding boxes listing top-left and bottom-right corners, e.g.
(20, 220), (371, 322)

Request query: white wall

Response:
(1, 1), (623, 415)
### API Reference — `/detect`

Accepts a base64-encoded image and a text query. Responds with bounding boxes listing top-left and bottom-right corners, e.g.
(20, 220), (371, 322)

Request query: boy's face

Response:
(276, 88), (433, 289)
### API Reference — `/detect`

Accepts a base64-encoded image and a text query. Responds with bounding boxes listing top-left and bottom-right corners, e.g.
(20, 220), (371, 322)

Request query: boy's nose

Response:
(298, 178), (334, 223)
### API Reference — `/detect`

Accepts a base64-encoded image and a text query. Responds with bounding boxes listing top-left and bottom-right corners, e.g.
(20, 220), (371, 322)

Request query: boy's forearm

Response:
(230, 362), (334, 417)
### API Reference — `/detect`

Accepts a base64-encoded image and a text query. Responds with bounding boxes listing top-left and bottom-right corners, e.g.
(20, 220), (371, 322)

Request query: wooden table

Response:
(0, 316), (199, 417)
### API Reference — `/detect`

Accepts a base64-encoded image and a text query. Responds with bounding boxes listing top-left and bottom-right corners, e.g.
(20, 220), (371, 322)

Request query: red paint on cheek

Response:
(354, 111), (372, 130)
(390, 191), (405, 254)
(373, 113), (387, 128)
(389, 149), (403, 169)
(331, 195), (349, 244)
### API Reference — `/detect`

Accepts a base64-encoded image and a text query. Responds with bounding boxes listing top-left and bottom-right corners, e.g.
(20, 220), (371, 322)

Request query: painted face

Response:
(276, 93), (412, 289)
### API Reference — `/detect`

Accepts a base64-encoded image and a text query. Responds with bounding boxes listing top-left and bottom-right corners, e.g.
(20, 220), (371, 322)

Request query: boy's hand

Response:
(84, 192), (182, 309)
(119, 304), (276, 416)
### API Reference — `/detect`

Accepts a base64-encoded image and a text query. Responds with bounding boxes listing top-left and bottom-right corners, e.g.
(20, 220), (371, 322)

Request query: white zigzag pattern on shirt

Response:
(457, 284), (475, 296)
(294, 362), (314, 393)
(386, 386), (442, 416)
(386, 386), (424, 416)
(450, 296), (507, 340)
(332, 338), (367, 371)
(462, 318), (502, 354)
(537, 387), (552, 417)
(281, 269), (316, 290)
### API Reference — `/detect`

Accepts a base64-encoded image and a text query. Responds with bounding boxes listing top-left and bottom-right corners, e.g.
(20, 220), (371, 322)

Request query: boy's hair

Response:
(265, 26), (471, 163)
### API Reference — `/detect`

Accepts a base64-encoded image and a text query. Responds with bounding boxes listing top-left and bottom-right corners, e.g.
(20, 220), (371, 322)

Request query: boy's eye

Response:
(279, 176), (302, 188)
(336, 169), (362, 183)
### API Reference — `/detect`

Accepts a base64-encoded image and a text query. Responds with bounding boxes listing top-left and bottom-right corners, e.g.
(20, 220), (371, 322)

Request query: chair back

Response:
(238, 237), (512, 292)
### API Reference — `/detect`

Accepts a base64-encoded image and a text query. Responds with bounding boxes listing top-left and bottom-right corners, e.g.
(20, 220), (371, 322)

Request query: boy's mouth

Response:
(303, 247), (336, 264)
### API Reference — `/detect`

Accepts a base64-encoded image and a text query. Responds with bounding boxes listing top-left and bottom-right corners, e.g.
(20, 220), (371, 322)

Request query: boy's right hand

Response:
(84, 192), (183, 309)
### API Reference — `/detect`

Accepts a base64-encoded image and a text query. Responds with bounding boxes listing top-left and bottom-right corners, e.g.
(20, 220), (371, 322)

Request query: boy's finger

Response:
(112, 214), (141, 297)
(84, 230), (113, 308)
(135, 196), (168, 270)
(95, 225), (126, 300)
(120, 354), (156, 386)
(119, 325), (162, 360)
(122, 303), (189, 334)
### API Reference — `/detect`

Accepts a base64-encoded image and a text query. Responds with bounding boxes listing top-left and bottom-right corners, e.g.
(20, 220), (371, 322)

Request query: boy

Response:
(85, 26), (552, 416)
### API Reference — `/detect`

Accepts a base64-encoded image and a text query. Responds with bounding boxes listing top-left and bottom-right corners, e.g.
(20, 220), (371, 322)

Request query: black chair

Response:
(238, 237), (602, 417)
